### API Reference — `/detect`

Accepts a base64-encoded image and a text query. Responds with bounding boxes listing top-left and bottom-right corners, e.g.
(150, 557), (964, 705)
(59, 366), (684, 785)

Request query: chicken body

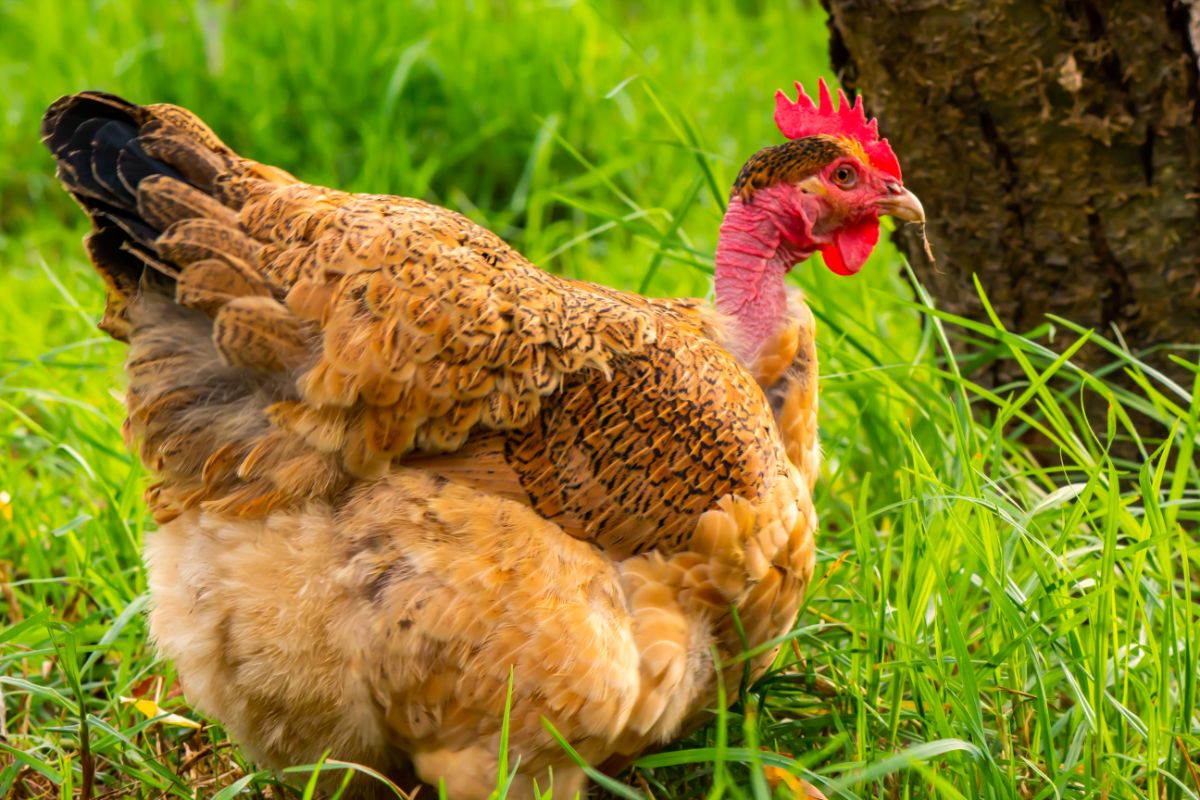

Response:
(43, 93), (820, 797)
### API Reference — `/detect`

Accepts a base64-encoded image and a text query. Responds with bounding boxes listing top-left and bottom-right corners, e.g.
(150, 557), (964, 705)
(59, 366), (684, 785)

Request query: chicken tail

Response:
(41, 93), (325, 523)
(40, 91), (293, 341)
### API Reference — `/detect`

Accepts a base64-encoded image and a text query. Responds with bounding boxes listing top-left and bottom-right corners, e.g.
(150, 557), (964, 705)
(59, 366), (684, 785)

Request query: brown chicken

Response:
(42, 81), (920, 798)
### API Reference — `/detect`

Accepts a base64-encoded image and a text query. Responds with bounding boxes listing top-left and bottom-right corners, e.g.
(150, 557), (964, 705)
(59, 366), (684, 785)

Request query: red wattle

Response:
(820, 216), (879, 276)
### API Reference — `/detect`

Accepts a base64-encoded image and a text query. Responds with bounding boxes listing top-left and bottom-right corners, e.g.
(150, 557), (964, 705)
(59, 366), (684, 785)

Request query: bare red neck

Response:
(714, 184), (815, 362)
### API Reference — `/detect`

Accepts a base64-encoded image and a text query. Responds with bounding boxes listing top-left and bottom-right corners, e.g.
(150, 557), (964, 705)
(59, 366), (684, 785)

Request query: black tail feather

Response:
(41, 92), (134, 156)
(89, 119), (141, 207)
(42, 92), (187, 339)
(42, 94), (179, 234)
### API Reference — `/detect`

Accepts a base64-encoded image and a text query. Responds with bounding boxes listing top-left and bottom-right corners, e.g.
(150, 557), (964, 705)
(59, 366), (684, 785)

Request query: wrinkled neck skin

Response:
(714, 184), (818, 363)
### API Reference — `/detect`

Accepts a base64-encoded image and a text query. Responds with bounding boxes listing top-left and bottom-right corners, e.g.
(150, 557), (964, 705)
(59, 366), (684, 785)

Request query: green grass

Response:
(2, 1), (1198, 798)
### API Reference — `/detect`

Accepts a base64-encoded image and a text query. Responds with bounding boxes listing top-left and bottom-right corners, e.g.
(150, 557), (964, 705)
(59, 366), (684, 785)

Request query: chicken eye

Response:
(832, 165), (857, 188)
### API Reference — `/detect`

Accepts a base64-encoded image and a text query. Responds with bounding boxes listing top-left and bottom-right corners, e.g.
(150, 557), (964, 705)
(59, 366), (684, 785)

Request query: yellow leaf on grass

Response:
(119, 696), (202, 729)
(763, 760), (827, 799)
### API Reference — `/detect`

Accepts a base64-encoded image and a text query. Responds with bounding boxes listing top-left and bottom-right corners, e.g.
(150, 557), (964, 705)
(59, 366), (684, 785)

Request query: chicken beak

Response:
(876, 186), (925, 223)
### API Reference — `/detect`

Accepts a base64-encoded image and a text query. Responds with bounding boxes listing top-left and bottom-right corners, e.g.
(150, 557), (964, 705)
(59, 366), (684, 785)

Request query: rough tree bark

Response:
(821, 0), (1200, 388)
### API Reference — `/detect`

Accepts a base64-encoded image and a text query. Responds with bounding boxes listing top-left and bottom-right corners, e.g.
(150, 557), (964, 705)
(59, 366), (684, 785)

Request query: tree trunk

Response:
(821, 0), (1200, 389)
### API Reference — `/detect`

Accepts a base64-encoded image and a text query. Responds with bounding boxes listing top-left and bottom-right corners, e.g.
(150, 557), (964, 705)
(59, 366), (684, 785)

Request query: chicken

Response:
(41, 81), (920, 798)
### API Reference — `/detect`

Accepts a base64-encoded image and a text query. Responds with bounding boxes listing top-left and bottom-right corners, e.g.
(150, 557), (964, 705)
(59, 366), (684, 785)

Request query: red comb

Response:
(774, 78), (902, 181)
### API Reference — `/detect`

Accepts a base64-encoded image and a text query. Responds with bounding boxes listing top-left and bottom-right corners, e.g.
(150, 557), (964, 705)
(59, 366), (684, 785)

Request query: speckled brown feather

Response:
(731, 134), (852, 202)
(43, 92), (822, 798)
(749, 289), (822, 486)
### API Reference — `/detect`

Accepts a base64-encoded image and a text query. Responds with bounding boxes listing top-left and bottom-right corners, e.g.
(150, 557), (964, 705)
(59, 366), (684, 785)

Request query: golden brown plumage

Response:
(43, 91), (829, 798)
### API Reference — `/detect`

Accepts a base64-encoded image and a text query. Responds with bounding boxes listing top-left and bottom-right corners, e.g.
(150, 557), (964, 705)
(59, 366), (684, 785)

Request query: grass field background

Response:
(1, 1), (1198, 798)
